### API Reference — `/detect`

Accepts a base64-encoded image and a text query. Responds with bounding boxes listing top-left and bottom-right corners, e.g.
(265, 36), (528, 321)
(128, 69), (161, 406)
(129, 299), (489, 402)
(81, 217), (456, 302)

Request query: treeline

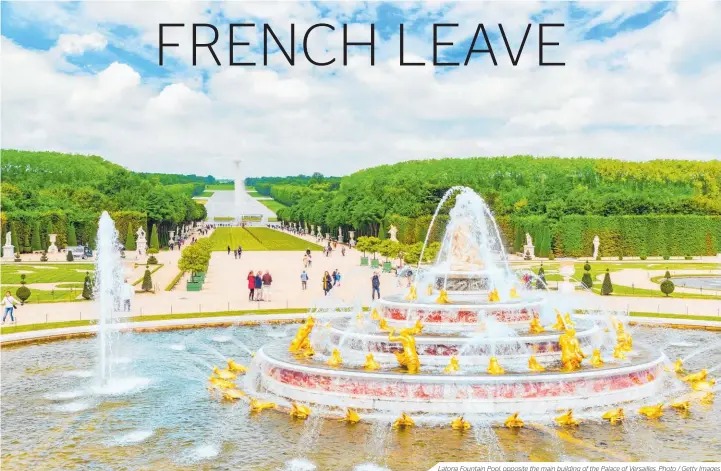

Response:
(271, 156), (721, 256)
(0, 150), (207, 252)
(138, 172), (216, 196)
(248, 173), (340, 207)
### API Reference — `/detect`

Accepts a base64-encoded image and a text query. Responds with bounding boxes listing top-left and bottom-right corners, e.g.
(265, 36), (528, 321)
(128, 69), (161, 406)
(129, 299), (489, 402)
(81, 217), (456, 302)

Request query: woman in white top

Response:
(2, 291), (20, 323)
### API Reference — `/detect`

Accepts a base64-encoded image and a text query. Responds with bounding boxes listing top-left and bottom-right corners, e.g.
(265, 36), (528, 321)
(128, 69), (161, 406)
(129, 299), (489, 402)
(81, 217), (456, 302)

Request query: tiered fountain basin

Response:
(377, 293), (545, 332)
(322, 318), (602, 366)
(250, 341), (667, 417)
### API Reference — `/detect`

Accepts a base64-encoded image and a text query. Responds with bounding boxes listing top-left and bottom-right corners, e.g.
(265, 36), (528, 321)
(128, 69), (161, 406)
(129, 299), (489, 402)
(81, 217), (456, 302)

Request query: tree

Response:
(601, 269), (613, 295)
(11, 222), (19, 254)
(581, 269), (593, 289)
(46, 220), (54, 248)
(664, 270), (671, 279)
(583, 261), (591, 272)
(67, 251), (74, 262)
(536, 264), (547, 290)
(378, 222), (387, 240)
(15, 274), (31, 303)
(124, 222), (136, 251)
(378, 239), (400, 262)
(31, 222), (42, 251)
(82, 272), (93, 300)
(150, 224), (160, 250)
(660, 277), (675, 297)
(67, 223), (78, 246)
(40, 251), (48, 262)
(141, 267), (153, 292)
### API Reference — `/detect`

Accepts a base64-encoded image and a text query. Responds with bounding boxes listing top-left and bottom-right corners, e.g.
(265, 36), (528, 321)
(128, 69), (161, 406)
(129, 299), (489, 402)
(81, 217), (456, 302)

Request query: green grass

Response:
(194, 199), (208, 205)
(54, 283), (84, 289)
(258, 198), (288, 214)
(132, 264), (164, 286)
(213, 217), (234, 221)
(1, 263), (95, 284)
(165, 270), (186, 291)
(629, 312), (721, 322)
(591, 284), (720, 300)
(208, 227), (322, 251)
(198, 191), (214, 197)
(206, 183), (234, 190)
(1, 286), (83, 303)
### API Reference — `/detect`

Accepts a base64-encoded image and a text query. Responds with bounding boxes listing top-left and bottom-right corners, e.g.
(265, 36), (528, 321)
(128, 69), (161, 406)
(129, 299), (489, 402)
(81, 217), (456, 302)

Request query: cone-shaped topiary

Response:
(67, 224), (78, 246)
(11, 223), (20, 254)
(660, 278), (675, 297)
(31, 222), (42, 251)
(124, 222), (136, 251)
(601, 269), (613, 295)
(378, 223), (387, 240)
(536, 264), (547, 290)
(581, 271), (593, 289)
(67, 250), (74, 262)
(150, 224), (160, 251)
(46, 221), (54, 248)
(142, 267), (153, 292)
(664, 270), (671, 279)
(82, 272), (93, 300)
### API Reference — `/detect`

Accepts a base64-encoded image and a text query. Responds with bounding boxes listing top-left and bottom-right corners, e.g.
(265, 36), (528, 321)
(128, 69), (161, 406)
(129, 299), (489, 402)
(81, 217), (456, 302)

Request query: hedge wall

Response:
(1, 210), (147, 253)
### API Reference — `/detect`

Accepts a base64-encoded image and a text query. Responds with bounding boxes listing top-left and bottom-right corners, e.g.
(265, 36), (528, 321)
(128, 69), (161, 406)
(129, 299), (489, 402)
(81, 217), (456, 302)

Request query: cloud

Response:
(1, 1), (720, 180)
(55, 32), (108, 54)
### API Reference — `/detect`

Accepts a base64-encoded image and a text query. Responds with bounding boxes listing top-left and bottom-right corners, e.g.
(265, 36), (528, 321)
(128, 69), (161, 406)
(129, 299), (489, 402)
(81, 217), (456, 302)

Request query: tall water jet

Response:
(94, 211), (124, 383)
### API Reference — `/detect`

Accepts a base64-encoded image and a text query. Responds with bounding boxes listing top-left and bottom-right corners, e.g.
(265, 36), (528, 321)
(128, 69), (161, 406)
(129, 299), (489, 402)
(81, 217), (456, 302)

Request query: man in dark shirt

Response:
(371, 272), (381, 300)
(262, 271), (273, 301)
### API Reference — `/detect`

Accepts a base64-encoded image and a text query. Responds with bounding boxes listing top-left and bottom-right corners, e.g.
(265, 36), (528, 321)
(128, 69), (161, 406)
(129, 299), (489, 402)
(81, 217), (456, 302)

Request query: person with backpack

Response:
(2, 291), (20, 324)
(300, 270), (309, 290)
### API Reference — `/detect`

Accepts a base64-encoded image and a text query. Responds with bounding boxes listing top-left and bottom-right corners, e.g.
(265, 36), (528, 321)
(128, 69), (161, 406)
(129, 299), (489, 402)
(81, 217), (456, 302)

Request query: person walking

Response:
(2, 291), (20, 324)
(262, 270), (273, 302)
(300, 270), (309, 290)
(332, 270), (338, 286)
(254, 271), (263, 301)
(322, 271), (332, 296)
(341, 247), (346, 257)
(371, 272), (381, 300)
(238, 245), (243, 259)
(227, 245), (231, 255)
(335, 270), (342, 287)
(303, 254), (309, 268)
(247, 271), (255, 301)
(234, 248), (238, 259)
(121, 279), (133, 312)
(169, 240), (174, 251)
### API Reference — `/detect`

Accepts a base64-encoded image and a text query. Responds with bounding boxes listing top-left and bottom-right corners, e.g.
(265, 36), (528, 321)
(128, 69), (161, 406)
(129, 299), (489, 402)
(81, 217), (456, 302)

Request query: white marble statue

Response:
(523, 232), (535, 259)
(5, 232), (11, 247)
(2, 232), (14, 260)
(48, 234), (59, 253)
(338, 227), (343, 243)
(136, 227), (148, 255)
(388, 225), (398, 242)
(593, 235), (600, 259)
(525, 232), (533, 247)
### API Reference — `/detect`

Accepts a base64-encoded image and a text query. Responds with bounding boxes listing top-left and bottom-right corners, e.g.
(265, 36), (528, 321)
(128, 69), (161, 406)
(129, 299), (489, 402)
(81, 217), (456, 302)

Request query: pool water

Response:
(1, 324), (720, 470)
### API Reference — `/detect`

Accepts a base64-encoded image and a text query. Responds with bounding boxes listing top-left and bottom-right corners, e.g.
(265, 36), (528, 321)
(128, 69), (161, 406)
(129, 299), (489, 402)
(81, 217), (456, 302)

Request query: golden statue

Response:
(638, 403), (664, 419)
(249, 398), (276, 413)
(563, 313), (575, 327)
(363, 353), (381, 371)
(327, 349), (343, 367)
(552, 312), (566, 331)
(691, 378), (715, 392)
(289, 316), (315, 353)
(529, 316), (545, 334)
(510, 287), (520, 299)
(612, 344), (626, 360)
(487, 356), (505, 375)
(615, 321), (633, 353)
(378, 318), (393, 332)
(488, 289), (500, 302)
(504, 412), (524, 428)
(451, 416), (471, 430)
(208, 376), (236, 390)
(671, 359), (684, 374)
(528, 355), (545, 372)
(223, 389), (245, 401)
(436, 289), (451, 304)
(290, 402), (311, 420)
(680, 369), (707, 383)
(388, 329), (420, 373)
(400, 319), (423, 336)
(554, 410), (579, 426)
(449, 221), (484, 270)
(700, 392), (714, 404)
(602, 408), (624, 425)
(227, 359), (248, 373)
(212, 367), (236, 381)
(301, 344), (315, 358)
(405, 284), (418, 301)
(426, 283), (434, 295)
(590, 349), (604, 367)
(444, 356), (461, 373)
(340, 408), (360, 424)
(670, 399), (690, 411)
(393, 412), (415, 428)
(559, 329), (585, 371)
(371, 308), (381, 320)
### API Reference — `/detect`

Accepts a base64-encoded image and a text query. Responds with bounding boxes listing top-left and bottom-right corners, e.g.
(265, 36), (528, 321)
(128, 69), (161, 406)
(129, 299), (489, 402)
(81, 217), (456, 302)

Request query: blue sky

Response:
(1, 1), (719, 177)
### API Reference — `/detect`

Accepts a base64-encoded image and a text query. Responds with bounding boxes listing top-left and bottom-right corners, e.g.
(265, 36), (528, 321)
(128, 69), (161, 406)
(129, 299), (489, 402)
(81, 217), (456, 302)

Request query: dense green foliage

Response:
(82, 272), (94, 300)
(1, 150), (207, 252)
(149, 224), (160, 250)
(264, 157), (720, 256)
(124, 222), (136, 250)
(67, 224), (77, 246)
(660, 277), (675, 297)
(178, 239), (213, 274)
(15, 274), (31, 302)
(66, 251), (74, 262)
(208, 227), (322, 252)
(142, 268), (153, 292)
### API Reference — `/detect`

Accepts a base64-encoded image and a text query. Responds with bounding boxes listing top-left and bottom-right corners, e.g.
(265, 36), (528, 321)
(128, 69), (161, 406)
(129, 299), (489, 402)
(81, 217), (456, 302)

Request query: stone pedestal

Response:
(558, 259), (575, 293)
(2, 244), (15, 260)
(47, 234), (59, 253)
(523, 244), (535, 259)
(349, 231), (355, 245)
(136, 227), (148, 256)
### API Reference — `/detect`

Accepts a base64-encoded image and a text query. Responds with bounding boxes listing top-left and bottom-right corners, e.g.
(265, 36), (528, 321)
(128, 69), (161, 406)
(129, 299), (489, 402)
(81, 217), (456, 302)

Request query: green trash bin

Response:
(382, 261), (392, 273)
(360, 256), (369, 266)
(186, 280), (202, 291)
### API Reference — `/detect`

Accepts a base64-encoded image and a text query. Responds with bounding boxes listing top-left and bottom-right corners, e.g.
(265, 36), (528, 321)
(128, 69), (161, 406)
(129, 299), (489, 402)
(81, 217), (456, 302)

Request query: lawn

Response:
(590, 284), (720, 300)
(1, 263), (95, 284)
(213, 216), (234, 221)
(206, 183), (234, 190)
(1, 285), (83, 303)
(198, 191), (214, 197)
(194, 199), (208, 205)
(208, 227), (322, 251)
(518, 261), (719, 282)
(258, 198), (288, 214)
